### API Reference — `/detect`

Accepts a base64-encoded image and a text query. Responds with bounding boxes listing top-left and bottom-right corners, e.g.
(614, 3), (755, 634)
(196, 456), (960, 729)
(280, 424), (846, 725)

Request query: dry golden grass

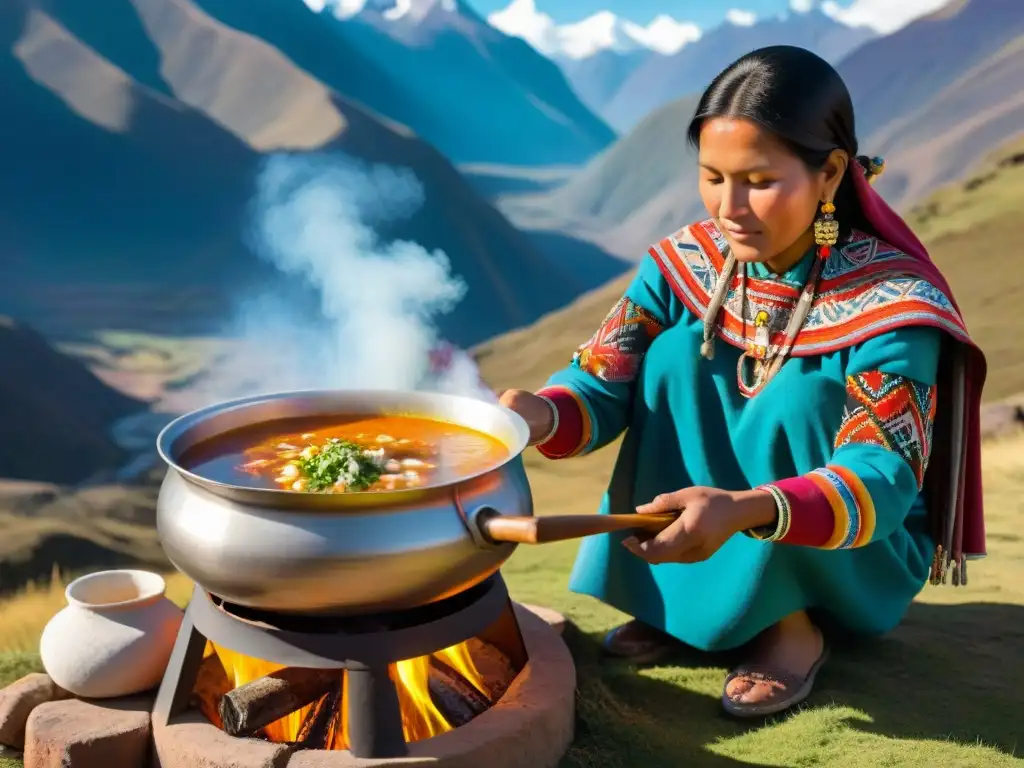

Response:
(0, 566), (193, 654)
(905, 137), (1024, 401)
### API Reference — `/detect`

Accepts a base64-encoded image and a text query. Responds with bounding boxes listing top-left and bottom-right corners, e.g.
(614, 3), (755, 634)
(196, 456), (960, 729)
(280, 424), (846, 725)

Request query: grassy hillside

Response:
(905, 137), (1024, 400)
(3, 433), (1024, 766)
(868, 35), (1024, 211)
(0, 479), (164, 596)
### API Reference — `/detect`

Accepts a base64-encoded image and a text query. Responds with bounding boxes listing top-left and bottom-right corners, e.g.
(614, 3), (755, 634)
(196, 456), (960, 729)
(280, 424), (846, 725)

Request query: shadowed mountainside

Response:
(0, 318), (147, 485)
(192, 0), (616, 166)
(0, 0), (624, 346)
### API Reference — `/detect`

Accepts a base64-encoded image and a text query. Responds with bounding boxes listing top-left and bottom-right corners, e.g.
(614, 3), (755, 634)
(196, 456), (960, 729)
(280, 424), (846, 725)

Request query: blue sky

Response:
(466, 0), (852, 26)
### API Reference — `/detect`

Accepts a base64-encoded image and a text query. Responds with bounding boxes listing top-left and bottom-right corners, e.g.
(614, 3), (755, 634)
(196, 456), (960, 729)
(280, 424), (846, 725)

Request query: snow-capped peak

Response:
(559, 11), (644, 58)
(487, 0), (559, 54)
(488, 0), (700, 60)
(630, 14), (702, 55)
(820, 0), (955, 34)
(316, 0), (458, 21)
(724, 8), (758, 27)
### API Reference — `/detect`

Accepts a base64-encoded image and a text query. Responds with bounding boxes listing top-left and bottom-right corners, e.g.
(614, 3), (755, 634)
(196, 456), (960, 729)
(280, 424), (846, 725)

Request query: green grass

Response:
(509, 544), (1023, 767)
(3, 435), (1024, 766)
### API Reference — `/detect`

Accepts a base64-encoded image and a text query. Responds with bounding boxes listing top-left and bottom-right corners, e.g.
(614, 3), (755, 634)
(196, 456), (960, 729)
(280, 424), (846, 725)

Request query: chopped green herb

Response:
(297, 439), (382, 492)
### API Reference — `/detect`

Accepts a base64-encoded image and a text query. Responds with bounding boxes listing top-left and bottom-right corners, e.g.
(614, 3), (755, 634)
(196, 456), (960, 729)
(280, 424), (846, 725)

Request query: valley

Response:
(0, 0), (1020, 638)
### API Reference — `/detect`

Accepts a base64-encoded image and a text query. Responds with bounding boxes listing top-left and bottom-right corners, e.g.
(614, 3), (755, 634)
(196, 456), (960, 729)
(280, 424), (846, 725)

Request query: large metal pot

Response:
(156, 390), (675, 615)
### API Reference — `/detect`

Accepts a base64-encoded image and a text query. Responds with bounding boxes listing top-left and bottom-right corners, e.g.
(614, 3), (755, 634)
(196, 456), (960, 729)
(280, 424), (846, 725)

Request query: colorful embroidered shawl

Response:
(647, 170), (987, 584)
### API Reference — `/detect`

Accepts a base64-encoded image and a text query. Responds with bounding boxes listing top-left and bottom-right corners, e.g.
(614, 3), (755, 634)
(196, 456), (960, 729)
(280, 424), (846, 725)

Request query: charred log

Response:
(293, 681), (343, 750)
(428, 658), (490, 727)
(219, 667), (341, 737)
(464, 638), (516, 702)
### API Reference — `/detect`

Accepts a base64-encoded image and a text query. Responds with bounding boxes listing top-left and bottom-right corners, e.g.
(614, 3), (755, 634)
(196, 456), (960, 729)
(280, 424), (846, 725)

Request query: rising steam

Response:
(203, 153), (495, 403)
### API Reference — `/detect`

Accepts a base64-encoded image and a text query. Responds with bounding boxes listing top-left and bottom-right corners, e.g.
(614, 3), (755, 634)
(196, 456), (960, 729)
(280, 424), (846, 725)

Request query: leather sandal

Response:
(602, 620), (680, 664)
(721, 645), (830, 718)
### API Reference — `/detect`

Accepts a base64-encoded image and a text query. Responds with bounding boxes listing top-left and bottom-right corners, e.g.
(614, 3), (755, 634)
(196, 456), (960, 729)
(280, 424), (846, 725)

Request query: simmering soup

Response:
(180, 415), (510, 493)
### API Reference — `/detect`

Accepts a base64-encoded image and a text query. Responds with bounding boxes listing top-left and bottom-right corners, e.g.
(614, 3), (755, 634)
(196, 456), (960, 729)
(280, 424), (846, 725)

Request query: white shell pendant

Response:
(754, 322), (770, 352)
(738, 310), (773, 399)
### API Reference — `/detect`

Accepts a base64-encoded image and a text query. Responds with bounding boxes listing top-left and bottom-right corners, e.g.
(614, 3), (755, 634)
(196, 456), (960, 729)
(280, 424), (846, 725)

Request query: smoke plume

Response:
(200, 153), (495, 404)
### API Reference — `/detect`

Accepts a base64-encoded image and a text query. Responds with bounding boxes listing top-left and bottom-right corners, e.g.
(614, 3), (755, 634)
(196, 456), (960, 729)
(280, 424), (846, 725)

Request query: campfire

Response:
(191, 637), (514, 751)
(3, 592), (576, 768)
(149, 574), (531, 760)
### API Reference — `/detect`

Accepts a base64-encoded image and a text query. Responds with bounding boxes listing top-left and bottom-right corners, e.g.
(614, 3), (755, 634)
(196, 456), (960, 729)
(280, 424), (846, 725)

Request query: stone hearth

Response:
(0, 604), (574, 768)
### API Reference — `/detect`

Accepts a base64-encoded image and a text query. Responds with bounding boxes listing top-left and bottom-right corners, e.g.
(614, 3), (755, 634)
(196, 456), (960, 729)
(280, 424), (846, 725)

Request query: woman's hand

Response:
(622, 487), (778, 564)
(498, 389), (556, 445)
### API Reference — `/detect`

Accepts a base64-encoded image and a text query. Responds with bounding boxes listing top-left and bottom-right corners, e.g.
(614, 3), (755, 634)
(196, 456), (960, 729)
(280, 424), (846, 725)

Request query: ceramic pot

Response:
(39, 569), (184, 698)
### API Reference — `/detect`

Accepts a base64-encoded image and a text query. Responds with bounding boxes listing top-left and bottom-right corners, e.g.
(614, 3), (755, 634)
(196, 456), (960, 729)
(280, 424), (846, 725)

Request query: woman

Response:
(499, 45), (987, 718)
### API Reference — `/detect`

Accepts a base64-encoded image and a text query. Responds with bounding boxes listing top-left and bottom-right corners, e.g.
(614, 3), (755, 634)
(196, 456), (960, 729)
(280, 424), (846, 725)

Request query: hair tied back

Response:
(857, 155), (886, 185)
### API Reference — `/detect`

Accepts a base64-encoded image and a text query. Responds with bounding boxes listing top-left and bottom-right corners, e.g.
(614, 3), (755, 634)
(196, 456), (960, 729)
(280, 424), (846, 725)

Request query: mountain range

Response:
(488, 0), (700, 58)
(496, 0), (1024, 258)
(0, 0), (626, 347)
(214, 0), (616, 166)
(490, 2), (877, 130)
(601, 8), (876, 130)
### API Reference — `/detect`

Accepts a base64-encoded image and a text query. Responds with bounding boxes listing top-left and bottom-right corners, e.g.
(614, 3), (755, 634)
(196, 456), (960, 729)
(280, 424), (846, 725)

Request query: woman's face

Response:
(697, 117), (844, 266)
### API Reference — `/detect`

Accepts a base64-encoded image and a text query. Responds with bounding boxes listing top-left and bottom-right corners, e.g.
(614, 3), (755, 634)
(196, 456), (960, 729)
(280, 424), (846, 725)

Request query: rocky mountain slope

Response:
(0, 0), (624, 346)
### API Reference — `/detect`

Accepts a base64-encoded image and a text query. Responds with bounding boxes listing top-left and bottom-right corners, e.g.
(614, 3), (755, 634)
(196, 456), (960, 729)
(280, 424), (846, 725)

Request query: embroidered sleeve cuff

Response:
(533, 385), (593, 459)
(755, 466), (877, 549)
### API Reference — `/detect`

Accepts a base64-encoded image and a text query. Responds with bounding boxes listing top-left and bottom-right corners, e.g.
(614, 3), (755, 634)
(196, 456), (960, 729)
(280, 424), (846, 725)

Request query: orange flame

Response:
(201, 639), (489, 749)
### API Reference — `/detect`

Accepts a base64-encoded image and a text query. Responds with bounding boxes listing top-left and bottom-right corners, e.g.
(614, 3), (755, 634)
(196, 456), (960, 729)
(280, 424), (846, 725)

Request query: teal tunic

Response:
(544, 249), (941, 652)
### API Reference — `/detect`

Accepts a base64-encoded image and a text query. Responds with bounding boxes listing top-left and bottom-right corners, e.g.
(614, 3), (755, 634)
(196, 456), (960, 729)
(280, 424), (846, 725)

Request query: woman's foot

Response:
(722, 610), (828, 717)
(602, 619), (680, 664)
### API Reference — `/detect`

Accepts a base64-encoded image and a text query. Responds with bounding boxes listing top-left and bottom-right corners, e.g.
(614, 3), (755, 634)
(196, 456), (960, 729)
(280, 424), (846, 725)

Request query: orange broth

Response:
(180, 415), (509, 492)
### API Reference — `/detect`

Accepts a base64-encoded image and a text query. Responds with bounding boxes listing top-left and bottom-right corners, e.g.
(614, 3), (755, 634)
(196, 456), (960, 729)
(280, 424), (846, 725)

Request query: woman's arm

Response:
(749, 326), (942, 548)
(534, 254), (679, 459)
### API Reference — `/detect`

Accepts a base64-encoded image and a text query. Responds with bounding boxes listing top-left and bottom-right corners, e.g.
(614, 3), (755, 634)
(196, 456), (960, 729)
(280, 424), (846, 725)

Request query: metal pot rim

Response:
(155, 388), (531, 507)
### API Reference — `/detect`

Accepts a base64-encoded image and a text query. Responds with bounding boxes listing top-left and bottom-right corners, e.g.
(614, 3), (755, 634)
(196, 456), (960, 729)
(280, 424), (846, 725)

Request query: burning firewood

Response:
(293, 680), (342, 750)
(218, 667), (341, 738)
(191, 653), (233, 729)
(428, 658), (491, 727)
(464, 638), (516, 702)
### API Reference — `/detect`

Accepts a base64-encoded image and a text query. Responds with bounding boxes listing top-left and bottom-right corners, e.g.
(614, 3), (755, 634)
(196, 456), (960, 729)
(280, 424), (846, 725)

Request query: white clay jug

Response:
(40, 569), (184, 698)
